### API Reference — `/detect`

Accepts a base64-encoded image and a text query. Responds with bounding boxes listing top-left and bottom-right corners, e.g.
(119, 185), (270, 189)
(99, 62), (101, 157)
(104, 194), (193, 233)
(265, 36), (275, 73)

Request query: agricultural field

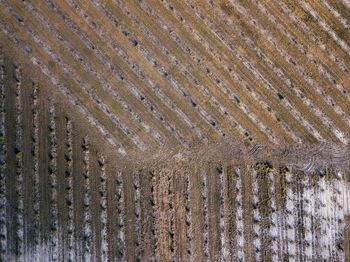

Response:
(1, 0), (350, 261)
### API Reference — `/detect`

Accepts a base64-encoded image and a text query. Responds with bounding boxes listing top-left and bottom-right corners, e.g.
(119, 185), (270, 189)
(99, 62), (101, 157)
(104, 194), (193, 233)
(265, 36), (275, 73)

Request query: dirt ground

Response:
(1, 0), (350, 260)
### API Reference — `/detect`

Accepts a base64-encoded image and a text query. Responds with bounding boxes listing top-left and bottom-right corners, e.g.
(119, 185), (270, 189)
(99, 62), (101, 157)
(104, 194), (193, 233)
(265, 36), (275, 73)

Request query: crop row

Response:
(0, 96), (349, 261)
(225, 0), (349, 142)
(124, 0), (271, 142)
(182, 0), (340, 143)
(68, 0), (276, 143)
(251, 0), (350, 110)
(155, 0), (311, 142)
(4, 1), (147, 151)
(31, 82), (41, 260)
(115, 171), (126, 261)
(64, 118), (74, 262)
(0, 47), (7, 261)
(276, 0), (350, 90)
(44, 0), (191, 147)
(65, 0), (195, 146)
(2, 0), (350, 148)
(0, 21), (126, 154)
(29, 0), (169, 148)
(77, 0), (230, 142)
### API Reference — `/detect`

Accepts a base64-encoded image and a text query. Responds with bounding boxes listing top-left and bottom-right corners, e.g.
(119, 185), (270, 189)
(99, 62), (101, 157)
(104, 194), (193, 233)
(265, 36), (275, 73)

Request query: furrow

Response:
(74, 0), (204, 144)
(319, 179), (331, 260)
(2, 57), (17, 260)
(88, 0), (215, 143)
(277, 172), (288, 260)
(225, 167), (237, 260)
(35, 0), (187, 148)
(138, 171), (156, 261)
(26, 0), (165, 148)
(115, 0), (271, 143)
(54, 107), (65, 262)
(14, 66), (24, 260)
(2, 1), (147, 151)
(191, 0), (350, 143)
(168, 0), (325, 142)
(285, 173), (297, 260)
(65, 118), (75, 262)
(231, 0), (350, 140)
(133, 171), (141, 261)
(249, 0), (350, 123)
(115, 172), (126, 261)
(234, 168), (245, 261)
(304, 0), (350, 48)
(313, 177), (322, 260)
(268, 171), (280, 262)
(98, 156), (108, 262)
(170, 0), (314, 143)
(216, 166), (226, 261)
(20, 64), (34, 261)
(301, 176), (314, 261)
(31, 83), (41, 261)
(89, 4), (206, 141)
(200, 170), (210, 261)
(251, 170), (262, 261)
(137, 0), (281, 143)
(330, 179), (339, 261)
(184, 173), (193, 261)
(274, 0), (350, 90)
(222, 0), (349, 143)
(220, 167), (230, 261)
(298, 1), (350, 57)
(48, 0), (189, 147)
(256, 167), (271, 262)
(0, 47), (7, 261)
(150, 0), (280, 144)
(149, 171), (157, 261)
(321, 0), (350, 29)
(167, 170), (176, 261)
(295, 174), (303, 260)
(81, 136), (92, 261)
(88, 154), (99, 261)
(153, 170), (168, 260)
(0, 20), (126, 155)
(340, 0), (350, 9)
(120, 1), (238, 141)
(170, 0), (294, 144)
(334, 174), (346, 261)
(331, 0), (350, 23)
(48, 105), (59, 261)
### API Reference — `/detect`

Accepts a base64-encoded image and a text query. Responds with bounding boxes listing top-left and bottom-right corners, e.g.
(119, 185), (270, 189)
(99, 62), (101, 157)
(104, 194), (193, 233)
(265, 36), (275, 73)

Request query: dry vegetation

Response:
(1, 0), (350, 260)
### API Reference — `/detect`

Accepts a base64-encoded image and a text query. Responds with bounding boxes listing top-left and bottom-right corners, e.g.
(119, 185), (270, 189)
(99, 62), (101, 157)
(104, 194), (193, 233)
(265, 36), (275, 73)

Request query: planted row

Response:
(81, 136), (92, 261)
(46, 0), (188, 147)
(31, 83), (41, 258)
(98, 156), (108, 262)
(115, 171), (126, 260)
(65, 118), (74, 262)
(184, 173), (193, 260)
(14, 66), (24, 259)
(0, 14), (125, 154)
(200, 171), (210, 260)
(227, 0), (349, 142)
(184, 0), (328, 143)
(0, 48), (7, 260)
(48, 105), (59, 261)
(103, 0), (255, 141)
